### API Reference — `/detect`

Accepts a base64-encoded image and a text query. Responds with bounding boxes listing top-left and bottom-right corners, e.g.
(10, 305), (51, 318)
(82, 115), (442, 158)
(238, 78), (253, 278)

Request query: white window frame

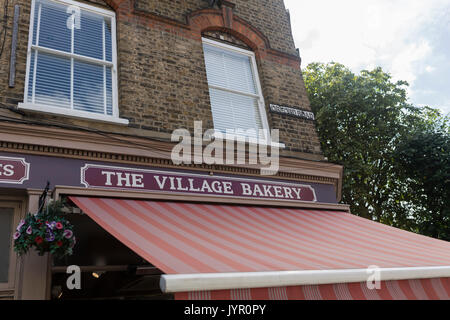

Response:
(19, 0), (128, 125)
(202, 37), (278, 145)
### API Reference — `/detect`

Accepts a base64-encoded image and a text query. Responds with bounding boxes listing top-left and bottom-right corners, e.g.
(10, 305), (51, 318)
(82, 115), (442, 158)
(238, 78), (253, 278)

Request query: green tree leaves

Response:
(304, 62), (449, 240)
(393, 109), (449, 240)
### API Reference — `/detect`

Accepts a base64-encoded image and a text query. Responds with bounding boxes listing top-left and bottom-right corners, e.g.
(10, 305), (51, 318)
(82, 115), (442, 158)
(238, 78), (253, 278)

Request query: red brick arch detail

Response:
(103, 0), (129, 11)
(188, 9), (271, 54)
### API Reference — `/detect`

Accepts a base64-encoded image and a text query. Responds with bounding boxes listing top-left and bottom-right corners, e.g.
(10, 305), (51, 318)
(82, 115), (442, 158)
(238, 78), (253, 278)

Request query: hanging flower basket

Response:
(13, 201), (76, 259)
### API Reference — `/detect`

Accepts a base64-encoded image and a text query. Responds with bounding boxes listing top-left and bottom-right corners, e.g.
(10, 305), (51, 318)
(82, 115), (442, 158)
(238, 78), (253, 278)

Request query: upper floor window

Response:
(202, 38), (270, 142)
(21, 0), (127, 124)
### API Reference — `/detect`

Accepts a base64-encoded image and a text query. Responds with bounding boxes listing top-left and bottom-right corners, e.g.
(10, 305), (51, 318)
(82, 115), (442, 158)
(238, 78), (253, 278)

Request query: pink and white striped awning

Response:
(175, 278), (450, 300)
(69, 197), (450, 300)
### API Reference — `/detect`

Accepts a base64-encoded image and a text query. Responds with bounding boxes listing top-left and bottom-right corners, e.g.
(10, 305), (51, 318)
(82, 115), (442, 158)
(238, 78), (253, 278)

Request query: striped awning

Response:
(69, 197), (450, 300)
(175, 278), (450, 300)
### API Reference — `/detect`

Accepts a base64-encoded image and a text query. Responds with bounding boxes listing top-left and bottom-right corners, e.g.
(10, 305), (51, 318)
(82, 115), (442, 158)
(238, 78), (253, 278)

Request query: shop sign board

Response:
(0, 152), (337, 204)
(81, 164), (317, 203)
(0, 156), (30, 184)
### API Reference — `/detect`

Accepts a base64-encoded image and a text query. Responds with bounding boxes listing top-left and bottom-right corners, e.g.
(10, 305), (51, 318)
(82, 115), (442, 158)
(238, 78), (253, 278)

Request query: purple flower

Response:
(26, 226), (32, 235)
(16, 219), (25, 231)
(63, 229), (73, 239)
(70, 237), (76, 248)
(13, 231), (21, 240)
(45, 231), (55, 242)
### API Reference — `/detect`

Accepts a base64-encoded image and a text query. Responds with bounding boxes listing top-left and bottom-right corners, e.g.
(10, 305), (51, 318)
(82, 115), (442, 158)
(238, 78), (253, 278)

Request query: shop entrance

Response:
(0, 200), (23, 299)
(50, 202), (173, 300)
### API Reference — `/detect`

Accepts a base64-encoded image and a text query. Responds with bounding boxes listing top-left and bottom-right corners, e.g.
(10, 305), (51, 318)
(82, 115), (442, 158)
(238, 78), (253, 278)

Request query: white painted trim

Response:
(30, 45), (114, 67)
(18, 103), (129, 125)
(23, 0), (120, 121)
(160, 266), (450, 293)
(212, 132), (285, 149)
(102, 20), (107, 115)
(70, 13), (74, 110)
(202, 37), (272, 143)
(23, 0), (34, 104)
(209, 84), (260, 99)
(110, 13), (119, 118)
(42, 0), (116, 17)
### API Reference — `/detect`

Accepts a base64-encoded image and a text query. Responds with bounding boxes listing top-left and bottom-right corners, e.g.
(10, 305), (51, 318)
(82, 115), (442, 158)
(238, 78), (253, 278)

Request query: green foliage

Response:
(13, 200), (76, 258)
(393, 110), (450, 240)
(303, 62), (449, 240)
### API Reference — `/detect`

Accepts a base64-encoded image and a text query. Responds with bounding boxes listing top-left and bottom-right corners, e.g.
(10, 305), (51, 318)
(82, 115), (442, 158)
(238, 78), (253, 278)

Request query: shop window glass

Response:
(0, 208), (14, 283)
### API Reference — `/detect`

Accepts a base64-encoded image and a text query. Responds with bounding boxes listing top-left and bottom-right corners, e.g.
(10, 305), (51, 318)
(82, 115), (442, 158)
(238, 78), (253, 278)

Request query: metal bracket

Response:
(38, 181), (50, 213)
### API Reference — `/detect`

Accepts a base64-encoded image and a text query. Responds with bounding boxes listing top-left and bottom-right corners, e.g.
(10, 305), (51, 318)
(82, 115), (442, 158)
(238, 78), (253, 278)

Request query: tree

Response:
(303, 62), (449, 239)
(393, 108), (450, 240)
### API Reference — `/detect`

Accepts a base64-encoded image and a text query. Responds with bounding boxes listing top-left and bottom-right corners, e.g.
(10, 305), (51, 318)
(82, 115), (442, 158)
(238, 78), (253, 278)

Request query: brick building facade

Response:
(0, 0), (348, 300)
(0, 0), (324, 157)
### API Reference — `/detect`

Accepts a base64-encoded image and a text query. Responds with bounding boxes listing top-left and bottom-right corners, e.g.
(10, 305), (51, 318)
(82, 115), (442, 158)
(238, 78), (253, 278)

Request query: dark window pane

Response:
(74, 10), (104, 60)
(33, 51), (71, 108)
(0, 208), (14, 283)
(37, 0), (71, 53)
(74, 60), (110, 115)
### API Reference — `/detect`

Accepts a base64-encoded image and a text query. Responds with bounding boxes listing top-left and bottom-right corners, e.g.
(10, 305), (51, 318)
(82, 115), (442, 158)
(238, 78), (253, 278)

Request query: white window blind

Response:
(25, 0), (116, 117)
(203, 41), (267, 139)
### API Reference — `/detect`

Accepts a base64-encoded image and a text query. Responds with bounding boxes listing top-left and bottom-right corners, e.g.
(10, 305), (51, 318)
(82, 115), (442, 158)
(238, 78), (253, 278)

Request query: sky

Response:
(284, 0), (450, 115)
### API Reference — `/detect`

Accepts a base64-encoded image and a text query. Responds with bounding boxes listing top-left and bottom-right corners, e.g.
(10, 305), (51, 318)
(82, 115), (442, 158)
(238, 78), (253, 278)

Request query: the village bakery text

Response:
(100, 170), (310, 200)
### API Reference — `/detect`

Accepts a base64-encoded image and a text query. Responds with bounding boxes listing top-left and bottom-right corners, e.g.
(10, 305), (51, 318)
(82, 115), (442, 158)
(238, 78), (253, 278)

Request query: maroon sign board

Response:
(0, 152), (338, 203)
(81, 164), (318, 203)
(0, 156), (30, 184)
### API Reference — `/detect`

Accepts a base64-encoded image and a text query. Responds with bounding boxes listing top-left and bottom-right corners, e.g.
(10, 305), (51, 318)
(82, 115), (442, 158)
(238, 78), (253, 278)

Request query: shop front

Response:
(1, 146), (449, 300)
(1, 0), (448, 302)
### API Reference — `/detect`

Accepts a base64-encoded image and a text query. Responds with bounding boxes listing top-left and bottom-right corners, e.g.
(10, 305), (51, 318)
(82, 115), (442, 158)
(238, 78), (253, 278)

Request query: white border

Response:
(0, 156), (30, 184)
(22, 0), (126, 124)
(160, 266), (450, 293)
(80, 163), (318, 203)
(18, 103), (129, 125)
(38, 0), (117, 16)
